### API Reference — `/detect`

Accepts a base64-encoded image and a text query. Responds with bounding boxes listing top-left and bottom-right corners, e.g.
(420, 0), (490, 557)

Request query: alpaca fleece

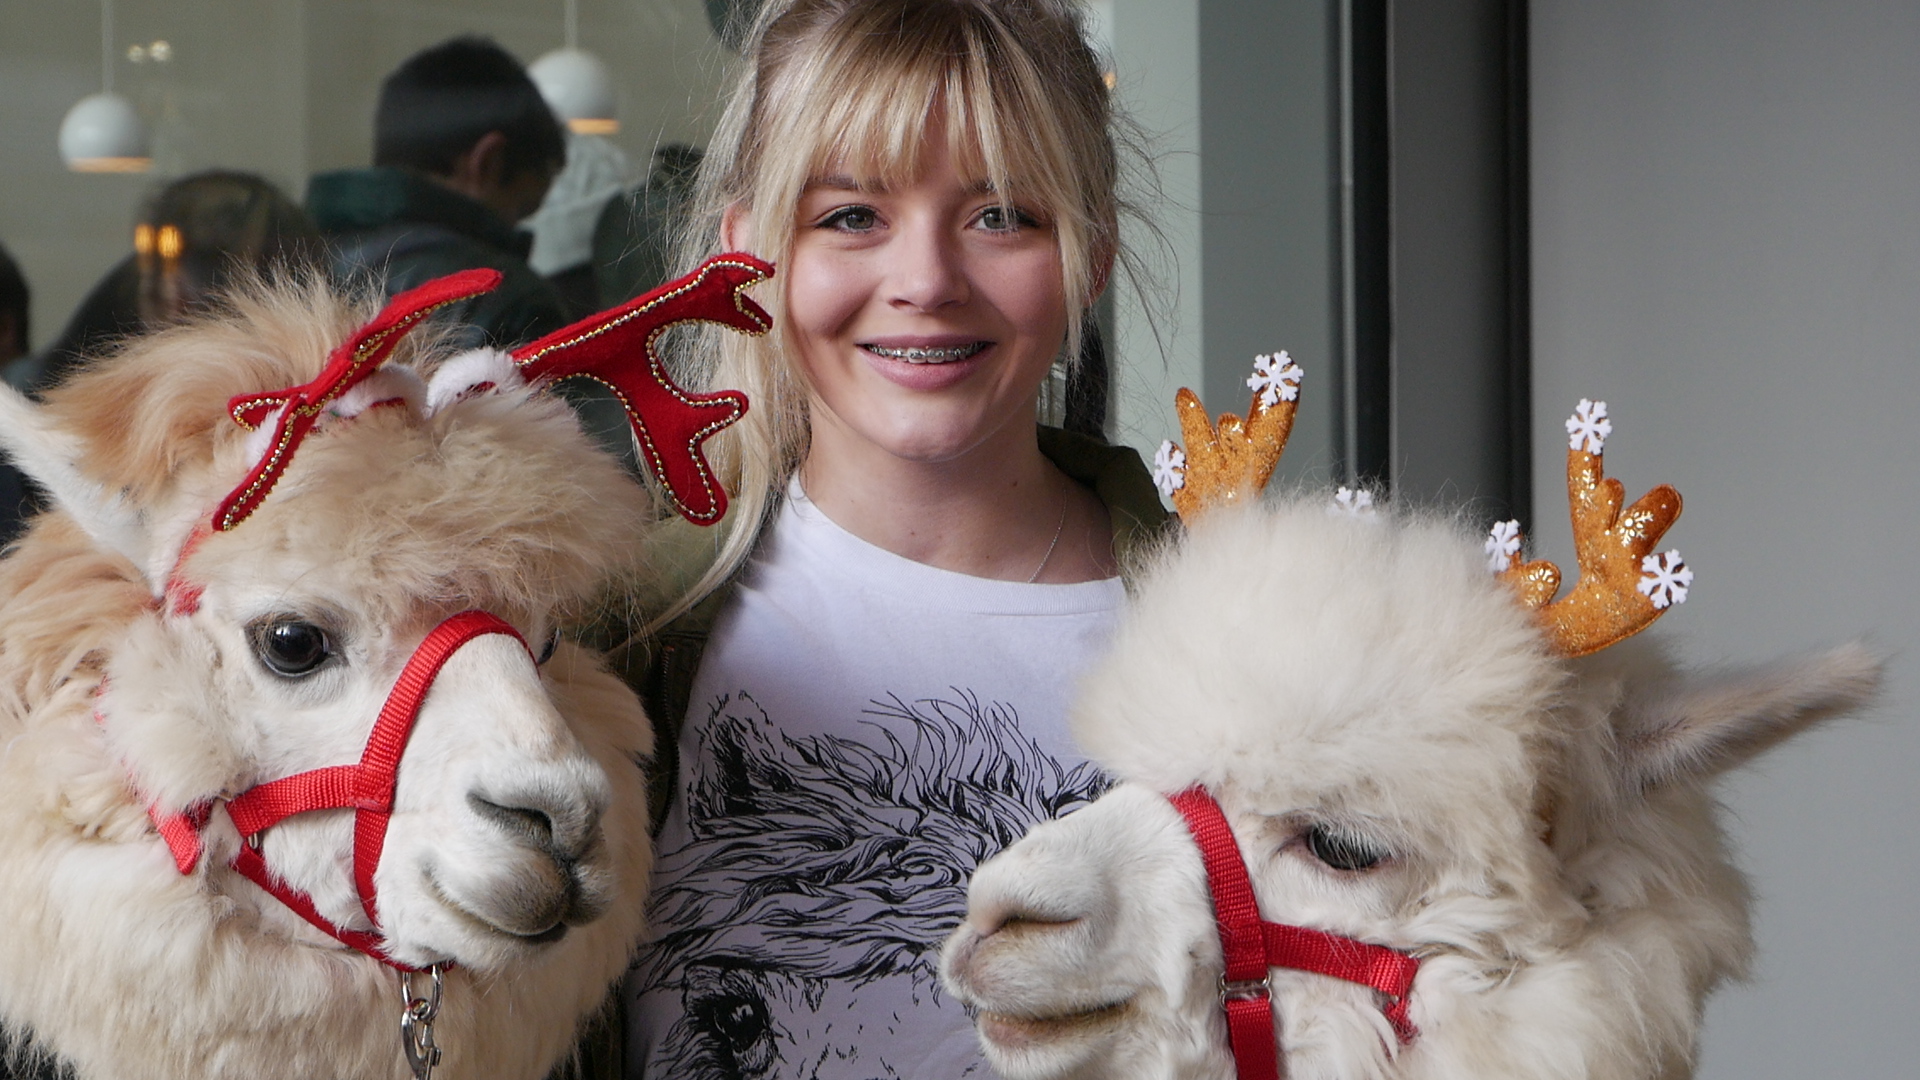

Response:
(0, 279), (657, 1080)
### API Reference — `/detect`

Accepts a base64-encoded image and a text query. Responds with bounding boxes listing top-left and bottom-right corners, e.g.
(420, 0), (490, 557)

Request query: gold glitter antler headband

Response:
(1485, 399), (1691, 657)
(1151, 352), (1303, 520)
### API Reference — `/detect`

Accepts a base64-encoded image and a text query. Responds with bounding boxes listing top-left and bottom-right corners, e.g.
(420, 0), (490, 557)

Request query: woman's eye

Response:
(247, 618), (336, 678)
(977, 205), (1038, 232)
(1304, 824), (1388, 872)
(819, 205), (879, 232)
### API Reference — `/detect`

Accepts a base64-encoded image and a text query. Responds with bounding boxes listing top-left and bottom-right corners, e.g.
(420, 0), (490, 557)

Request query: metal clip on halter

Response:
(400, 964), (445, 1080)
(1220, 974), (1273, 1003)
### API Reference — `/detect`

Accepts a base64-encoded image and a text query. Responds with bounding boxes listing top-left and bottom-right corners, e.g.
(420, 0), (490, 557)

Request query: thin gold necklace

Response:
(1026, 501), (1068, 584)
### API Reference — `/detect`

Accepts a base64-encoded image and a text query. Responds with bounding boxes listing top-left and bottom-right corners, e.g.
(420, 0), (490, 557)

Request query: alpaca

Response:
(940, 389), (1881, 1080)
(0, 260), (767, 1079)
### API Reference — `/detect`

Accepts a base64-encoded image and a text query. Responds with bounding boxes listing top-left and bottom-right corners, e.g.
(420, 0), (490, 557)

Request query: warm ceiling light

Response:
(530, 1), (617, 136)
(530, 48), (618, 136)
(63, 0), (150, 174)
(61, 93), (151, 173)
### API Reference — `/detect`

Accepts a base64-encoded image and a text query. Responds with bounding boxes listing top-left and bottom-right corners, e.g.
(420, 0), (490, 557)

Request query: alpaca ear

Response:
(1616, 641), (1884, 790)
(0, 381), (150, 571)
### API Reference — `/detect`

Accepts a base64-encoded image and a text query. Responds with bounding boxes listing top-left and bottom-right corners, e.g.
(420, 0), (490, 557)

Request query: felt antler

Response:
(1152, 352), (1302, 521)
(511, 254), (772, 523)
(1488, 399), (1690, 657)
(214, 254), (773, 533)
(217, 269), (502, 532)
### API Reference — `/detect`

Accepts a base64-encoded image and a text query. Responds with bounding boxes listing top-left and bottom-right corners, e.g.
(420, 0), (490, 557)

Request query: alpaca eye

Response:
(248, 618), (335, 678)
(1305, 824), (1387, 872)
(536, 627), (561, 666)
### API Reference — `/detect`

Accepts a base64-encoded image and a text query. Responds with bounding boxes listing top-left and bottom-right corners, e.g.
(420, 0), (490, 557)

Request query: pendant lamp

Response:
(60, 0), (150, 173)
(529, 0), (618, 135)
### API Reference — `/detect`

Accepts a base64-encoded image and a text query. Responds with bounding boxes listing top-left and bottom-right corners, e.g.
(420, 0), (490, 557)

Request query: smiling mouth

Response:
(861, 342), (990, 364)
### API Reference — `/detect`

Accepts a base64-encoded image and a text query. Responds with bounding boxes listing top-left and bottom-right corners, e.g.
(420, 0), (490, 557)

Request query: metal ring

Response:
(1220, 975), (1272, 1003)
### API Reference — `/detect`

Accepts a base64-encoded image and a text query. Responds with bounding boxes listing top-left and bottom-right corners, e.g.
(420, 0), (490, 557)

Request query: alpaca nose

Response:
(467, 784), (602, 864)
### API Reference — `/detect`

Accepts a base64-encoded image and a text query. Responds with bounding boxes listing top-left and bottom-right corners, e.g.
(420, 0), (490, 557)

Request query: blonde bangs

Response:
(745, 3), (1101, 297)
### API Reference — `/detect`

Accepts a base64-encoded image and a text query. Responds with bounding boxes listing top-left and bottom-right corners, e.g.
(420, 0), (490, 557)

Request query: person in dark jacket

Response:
(306, 36), (569, 350)
(0, 243), (32, 548)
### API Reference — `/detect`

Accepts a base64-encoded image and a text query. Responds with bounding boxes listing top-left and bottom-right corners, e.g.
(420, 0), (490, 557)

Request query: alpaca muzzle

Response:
(148, 609), (531, 971)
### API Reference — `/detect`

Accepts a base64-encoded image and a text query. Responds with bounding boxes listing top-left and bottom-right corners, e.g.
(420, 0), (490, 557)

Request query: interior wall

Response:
(1109, 0), (1206, 464)
(0, 0), (728, 356)
(1109, 0), (1343, 484)
(1198, 0), (1340, 486)
(1531, 2), (1919, 1074)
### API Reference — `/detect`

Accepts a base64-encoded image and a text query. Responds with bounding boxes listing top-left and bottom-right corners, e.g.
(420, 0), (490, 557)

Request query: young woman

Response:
(611, 2), (1168, 1075)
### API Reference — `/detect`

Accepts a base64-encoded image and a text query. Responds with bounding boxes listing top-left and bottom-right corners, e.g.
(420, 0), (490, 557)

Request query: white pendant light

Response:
(61, 0), (149, 173)
(529, 0), (617, 135)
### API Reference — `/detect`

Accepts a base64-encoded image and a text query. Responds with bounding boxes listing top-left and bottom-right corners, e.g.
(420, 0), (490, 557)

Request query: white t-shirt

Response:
(625, 484), (1123, 1079)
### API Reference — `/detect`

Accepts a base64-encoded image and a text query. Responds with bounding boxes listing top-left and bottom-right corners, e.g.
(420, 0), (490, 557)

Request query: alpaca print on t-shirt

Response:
(629, 689), (1109, 1079)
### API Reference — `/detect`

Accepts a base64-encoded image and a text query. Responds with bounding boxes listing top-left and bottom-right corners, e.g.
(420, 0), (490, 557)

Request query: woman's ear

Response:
(720, 202), (752, 252)
(1087, 244), (1115, 305)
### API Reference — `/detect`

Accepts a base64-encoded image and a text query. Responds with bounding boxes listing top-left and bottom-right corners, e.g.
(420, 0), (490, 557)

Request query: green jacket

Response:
(306, 167), (570, 350)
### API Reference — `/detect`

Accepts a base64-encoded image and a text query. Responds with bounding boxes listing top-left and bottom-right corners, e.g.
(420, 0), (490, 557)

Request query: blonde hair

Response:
(656, 0), (1131, 625)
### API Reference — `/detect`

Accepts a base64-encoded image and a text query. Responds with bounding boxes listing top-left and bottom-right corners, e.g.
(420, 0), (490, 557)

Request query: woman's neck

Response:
(798, 415), (1115, 583)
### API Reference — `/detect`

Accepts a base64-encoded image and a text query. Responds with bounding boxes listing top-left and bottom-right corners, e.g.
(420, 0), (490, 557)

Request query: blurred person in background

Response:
(525, 130), (632, 320)
(5, 170), (321, 400)
(307, 36), (570, 349)
(0, 172), (321, 544)
(0, 243), (27, 367)
(0, 243), (31, 547)
(591, 143), (703, 309)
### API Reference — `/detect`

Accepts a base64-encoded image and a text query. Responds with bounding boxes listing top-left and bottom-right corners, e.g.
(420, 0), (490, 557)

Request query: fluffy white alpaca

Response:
(941, 499), (1880, 1080)
(0, 278), (661, 1080)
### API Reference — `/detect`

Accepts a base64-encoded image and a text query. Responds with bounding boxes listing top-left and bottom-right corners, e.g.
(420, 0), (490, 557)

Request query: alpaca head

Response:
(0, 267), (752, 973)
(940, 500), (1880, 1080)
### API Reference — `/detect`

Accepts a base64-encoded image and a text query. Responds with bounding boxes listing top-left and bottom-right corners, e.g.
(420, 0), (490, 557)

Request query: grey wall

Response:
(1198, 0), (1341, 485)
(1110, 0), (1345, 487)
(1532, 3), (1919, 1075)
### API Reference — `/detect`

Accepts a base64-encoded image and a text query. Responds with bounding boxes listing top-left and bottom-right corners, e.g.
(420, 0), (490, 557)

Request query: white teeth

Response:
(864, 343), (987, 364)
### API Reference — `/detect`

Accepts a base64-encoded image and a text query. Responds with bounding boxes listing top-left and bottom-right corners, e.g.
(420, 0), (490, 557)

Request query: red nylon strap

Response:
(1169, 787), (1284, 1080)
(351, 610), (529, 926)
(1169, 787), (1424, 1077)
(228, 840), (405, 967)
(225, 765), (362, 837)
(151, 802), (213, 875)
(1261, 922), (1420, 1044)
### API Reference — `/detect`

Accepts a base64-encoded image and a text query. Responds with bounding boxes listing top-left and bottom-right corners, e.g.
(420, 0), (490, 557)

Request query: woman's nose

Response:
(886, 224), (970, 312)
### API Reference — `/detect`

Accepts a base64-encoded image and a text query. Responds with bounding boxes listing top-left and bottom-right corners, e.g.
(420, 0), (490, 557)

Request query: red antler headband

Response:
(214, 254), (772, 531)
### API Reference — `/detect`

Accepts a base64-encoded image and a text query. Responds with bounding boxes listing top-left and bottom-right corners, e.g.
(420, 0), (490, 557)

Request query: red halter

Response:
(1167, 787), (1422, 1080)
(143, 610), (530, 971)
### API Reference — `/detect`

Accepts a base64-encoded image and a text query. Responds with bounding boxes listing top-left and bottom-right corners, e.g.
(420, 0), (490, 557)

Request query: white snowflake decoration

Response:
(1246, 351), (1304, 408)
(1485, 519), (1522, 573)
(1565, 398), (1613, 454)
(1637, 549), (1693, 609)
(1330, 486), (1376, 519)
(1152, 440), (1187, 497)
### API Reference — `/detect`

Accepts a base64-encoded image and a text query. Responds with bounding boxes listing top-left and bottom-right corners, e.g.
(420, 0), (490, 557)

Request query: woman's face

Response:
(769, 132), (1069, 469)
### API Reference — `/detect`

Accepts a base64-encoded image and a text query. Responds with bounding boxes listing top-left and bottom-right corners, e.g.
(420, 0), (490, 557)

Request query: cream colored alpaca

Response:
(941, 499), (1880, 1080)
(0, 279), (659, 1079)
